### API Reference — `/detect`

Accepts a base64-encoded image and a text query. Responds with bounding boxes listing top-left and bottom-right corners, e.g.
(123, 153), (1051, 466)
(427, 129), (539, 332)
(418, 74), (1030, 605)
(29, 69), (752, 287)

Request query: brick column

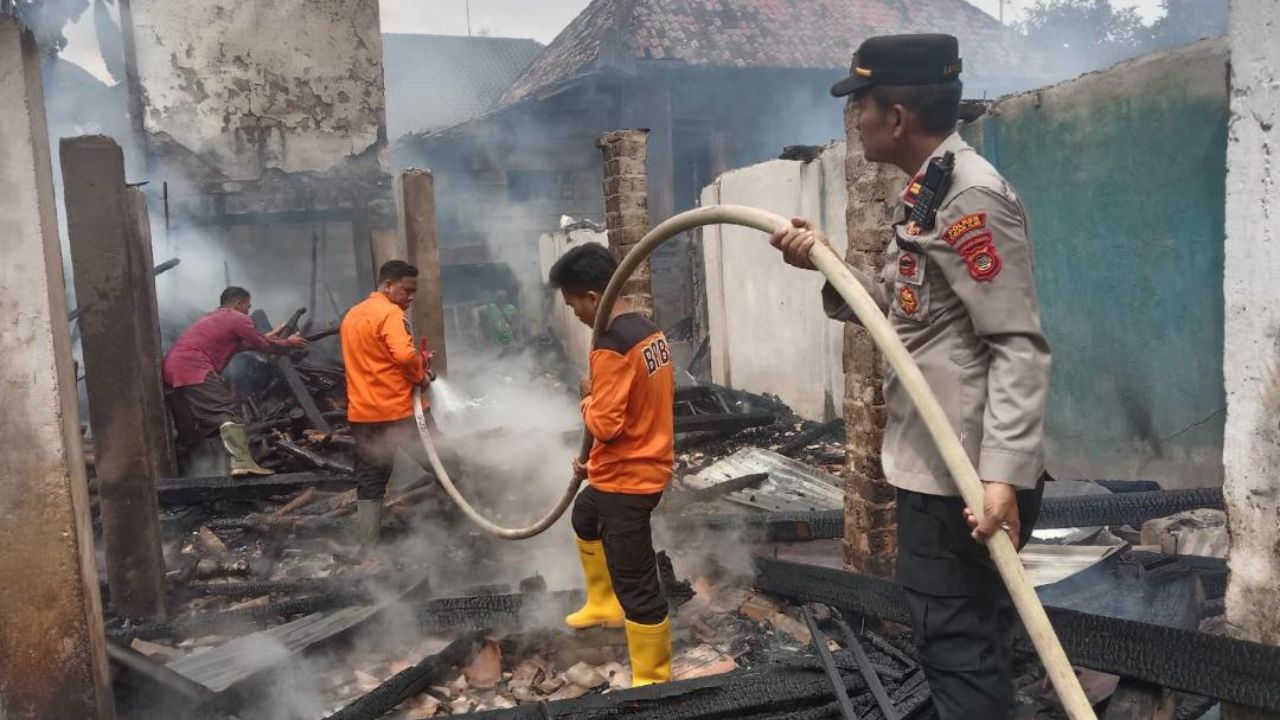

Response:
(841, 101), (907, 578)
(0, 18), (115, 718)
(62, 135), (169, 621)
(598, 130), (654, 318)
(402, 168), (448, 377)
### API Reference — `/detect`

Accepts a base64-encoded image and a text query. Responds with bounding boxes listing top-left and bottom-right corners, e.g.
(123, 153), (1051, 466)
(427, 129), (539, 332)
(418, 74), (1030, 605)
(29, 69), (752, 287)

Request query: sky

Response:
(63, 0), (1168, 83)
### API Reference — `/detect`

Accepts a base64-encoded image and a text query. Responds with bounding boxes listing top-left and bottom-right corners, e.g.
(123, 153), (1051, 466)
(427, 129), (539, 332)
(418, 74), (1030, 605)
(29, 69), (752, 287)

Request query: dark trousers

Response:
(896, 478), (1045, 720)
(167, 372), (241, 447)
(571, 486), (667, 625)
(351, 415), (441, 501)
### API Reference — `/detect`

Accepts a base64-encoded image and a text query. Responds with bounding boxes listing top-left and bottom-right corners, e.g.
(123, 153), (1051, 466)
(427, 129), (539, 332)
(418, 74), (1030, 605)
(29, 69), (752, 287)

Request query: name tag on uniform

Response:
(896, 250), (925, 286)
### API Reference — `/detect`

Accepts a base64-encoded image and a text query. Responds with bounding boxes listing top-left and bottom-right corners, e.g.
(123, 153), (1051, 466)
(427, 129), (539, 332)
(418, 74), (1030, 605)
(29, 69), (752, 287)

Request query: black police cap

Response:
(831, 34), (962, 98)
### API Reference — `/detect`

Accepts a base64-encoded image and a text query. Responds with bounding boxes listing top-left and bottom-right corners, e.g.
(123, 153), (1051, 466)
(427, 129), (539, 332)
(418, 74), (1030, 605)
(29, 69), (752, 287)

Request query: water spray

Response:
(411, 204), (1096, 719)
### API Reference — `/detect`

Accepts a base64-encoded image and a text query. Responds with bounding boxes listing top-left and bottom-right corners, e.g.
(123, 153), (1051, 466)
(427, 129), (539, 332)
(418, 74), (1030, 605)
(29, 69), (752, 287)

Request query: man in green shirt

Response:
(485, 289), (517, 346)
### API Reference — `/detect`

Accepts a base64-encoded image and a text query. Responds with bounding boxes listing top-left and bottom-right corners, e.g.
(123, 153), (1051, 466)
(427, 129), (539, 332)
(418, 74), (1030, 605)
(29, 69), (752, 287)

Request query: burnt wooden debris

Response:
(803, 609), (861, 720)
(156, 471), (352, 506)
(836, 617), (900, 720)
(755, 556), (1280, 712)
(667, 486), (1226, 541)
(323, 633), (487, 720)
(251, 308), (333, 434)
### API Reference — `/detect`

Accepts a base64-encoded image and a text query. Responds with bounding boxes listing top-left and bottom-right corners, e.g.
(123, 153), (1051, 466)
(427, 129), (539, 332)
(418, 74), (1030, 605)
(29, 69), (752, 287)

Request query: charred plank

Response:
(755, 556), (1280, 712)
(323, 632), (486, 720)
(157, 471), (352, 506)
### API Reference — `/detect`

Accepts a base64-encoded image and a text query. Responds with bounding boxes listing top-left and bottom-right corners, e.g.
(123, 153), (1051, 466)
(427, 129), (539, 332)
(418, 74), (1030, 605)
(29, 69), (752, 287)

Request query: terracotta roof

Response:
(502, 0), (1026, 104)
(382, 34), (543, 139)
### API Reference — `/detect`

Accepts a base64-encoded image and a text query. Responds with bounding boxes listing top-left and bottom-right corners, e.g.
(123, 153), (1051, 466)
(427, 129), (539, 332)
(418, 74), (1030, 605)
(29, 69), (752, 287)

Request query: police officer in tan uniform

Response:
(771, 34), (1051, 719)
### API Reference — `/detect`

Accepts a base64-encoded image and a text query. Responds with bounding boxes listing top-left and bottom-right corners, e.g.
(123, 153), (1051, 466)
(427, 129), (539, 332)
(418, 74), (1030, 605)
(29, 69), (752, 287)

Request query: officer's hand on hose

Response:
(769, 217), (829, 270)
(571, 458), (588, 481)
(964, 481), (1022, 548)
(578, 377), (592, 398)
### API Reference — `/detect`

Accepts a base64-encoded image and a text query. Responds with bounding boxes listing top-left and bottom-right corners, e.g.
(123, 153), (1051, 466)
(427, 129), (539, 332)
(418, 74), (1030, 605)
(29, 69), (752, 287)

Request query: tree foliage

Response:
(1021, 0), (1227, 83)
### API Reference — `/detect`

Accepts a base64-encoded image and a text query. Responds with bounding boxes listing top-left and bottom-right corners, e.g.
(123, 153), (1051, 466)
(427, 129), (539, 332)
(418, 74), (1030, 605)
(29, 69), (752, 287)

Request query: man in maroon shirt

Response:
(164, 286), (308, 476)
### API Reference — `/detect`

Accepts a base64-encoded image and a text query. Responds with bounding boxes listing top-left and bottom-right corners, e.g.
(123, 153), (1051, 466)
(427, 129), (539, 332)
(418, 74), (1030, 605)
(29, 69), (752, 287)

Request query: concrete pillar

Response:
(0, 18), (115, 718)
(61, 135), (169, 621)
(402, 168), (448, 377)
(1223, 2), (1280, 718)
(841, 98), (907, 578)
(598, 129), (655, 318)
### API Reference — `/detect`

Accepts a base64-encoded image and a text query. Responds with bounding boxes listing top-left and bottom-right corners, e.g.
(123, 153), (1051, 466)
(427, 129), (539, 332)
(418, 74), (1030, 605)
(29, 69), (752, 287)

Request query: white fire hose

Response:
(413, 204), (1095, 719)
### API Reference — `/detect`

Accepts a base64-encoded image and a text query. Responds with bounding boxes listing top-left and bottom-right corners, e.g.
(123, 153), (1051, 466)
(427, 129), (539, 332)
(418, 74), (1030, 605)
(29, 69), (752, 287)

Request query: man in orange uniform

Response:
(548, 243), (675, 687)
(341, 260), (432, 558)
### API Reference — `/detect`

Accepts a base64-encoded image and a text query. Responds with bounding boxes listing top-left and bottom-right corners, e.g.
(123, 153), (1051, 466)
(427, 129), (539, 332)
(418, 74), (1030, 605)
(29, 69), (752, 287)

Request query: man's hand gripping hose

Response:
(410, 205), (1095, 720)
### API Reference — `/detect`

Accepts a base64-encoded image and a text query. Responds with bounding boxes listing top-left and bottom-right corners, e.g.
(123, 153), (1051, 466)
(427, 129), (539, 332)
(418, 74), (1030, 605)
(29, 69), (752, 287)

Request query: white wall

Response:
(1224, 0), (1280, 658)
(129, 0), (385, 179)
(700, 143), (849, 421)
(538, 228), (608, 377)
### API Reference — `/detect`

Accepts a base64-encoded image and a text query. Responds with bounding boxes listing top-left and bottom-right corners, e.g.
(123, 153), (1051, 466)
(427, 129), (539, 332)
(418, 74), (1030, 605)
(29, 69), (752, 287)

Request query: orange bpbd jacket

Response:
(581, 313), (675, 494)
(341, 292), (426, 422)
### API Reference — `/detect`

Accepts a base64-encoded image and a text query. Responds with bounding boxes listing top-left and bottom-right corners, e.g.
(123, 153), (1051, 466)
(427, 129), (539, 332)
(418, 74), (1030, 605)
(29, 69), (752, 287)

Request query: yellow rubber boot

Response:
(564, 537), (625, 629)
(625, 617), (672, 687)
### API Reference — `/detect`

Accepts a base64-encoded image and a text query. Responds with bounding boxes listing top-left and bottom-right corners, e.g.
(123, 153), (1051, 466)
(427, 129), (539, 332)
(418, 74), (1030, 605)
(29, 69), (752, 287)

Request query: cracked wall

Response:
(965, 38), (1229, 489)
(127, 0), (386, 183)
(1223, 4), (1280, 717)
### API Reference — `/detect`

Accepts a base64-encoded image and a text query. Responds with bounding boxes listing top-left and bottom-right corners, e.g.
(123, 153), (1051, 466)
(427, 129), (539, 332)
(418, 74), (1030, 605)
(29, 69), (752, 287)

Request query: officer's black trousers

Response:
(896, 478), (1045, 720)
(571, 485), (668, 625)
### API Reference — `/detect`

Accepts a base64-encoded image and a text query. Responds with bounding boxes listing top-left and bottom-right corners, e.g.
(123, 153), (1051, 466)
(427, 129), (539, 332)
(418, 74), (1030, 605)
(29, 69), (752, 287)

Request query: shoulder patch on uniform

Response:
(897, 286), (920, 316)
(942, 213), (986, 246)
(955, 232), (1003, 282)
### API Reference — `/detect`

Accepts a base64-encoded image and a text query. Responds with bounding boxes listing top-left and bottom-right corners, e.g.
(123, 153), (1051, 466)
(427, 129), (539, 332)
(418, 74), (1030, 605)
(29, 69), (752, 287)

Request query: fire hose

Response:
(413, 204), (1095, 719)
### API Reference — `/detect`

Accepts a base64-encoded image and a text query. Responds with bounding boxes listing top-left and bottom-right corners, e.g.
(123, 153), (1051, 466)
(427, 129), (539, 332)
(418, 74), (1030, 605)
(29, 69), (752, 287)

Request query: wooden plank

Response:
(250, 309), (332, 434)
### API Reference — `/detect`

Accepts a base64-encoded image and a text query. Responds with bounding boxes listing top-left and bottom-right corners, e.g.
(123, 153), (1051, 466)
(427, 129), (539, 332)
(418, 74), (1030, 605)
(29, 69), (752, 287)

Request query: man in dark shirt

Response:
(163, 286), (308, 475)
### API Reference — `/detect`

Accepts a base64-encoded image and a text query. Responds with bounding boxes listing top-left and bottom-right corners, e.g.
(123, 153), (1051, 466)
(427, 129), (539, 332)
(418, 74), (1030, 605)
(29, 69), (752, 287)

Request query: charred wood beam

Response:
(461, 664), (874, 720)
(1035, 487), (1222, 529)
(836, 618), (899, 720)
(157, 471), (352, 506)
(674, 411), (776, 434)
(251, 309), (332, 434)
(181, 575), (382, 600)
(274, 438), (355, 474)
(304, 326), (341, 343)
(662, 509), (843, 542)
(803, 609), (861, 720)
(776, 419), (846, 458)
(667, 487), (1225, 540)
(1094, 480), (1164, 494)
(1127, 552), (1226, 599)
(324, 632), (486, 720)
(416, 590), (584, 634)
(108, 595), (354, 642)
(755, 556), (1280, 712)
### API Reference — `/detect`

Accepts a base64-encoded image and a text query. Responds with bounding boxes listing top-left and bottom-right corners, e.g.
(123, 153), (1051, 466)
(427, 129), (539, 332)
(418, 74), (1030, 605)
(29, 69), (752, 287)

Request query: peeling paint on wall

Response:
(128, 0), (386, 180)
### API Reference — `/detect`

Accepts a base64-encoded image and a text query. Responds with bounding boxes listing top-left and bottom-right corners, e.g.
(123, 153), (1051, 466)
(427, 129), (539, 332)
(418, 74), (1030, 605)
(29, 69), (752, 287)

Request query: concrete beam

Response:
(402, 168), (448, 377)
(1224, 2), (1280, 718)
(0, 17), (115, 718)
(61, 135), (169, 621)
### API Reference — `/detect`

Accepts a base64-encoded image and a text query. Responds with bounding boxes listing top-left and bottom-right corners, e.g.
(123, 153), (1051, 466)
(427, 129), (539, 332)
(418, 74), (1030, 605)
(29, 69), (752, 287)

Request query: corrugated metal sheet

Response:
(684, 447), (843, 513)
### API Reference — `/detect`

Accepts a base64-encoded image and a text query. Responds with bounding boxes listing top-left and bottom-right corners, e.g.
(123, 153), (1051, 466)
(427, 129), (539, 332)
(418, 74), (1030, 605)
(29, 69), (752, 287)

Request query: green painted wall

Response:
(963, 38), (1228, 488)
